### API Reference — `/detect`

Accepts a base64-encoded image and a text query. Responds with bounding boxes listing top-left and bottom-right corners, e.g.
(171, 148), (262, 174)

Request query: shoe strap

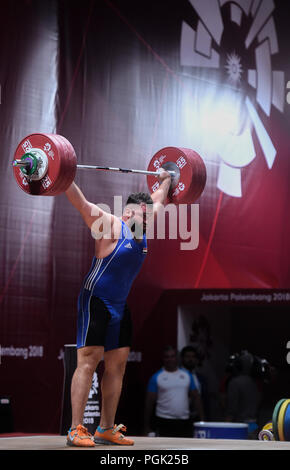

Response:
(113, 424), (126, 435)
(72, 425), (93, 439)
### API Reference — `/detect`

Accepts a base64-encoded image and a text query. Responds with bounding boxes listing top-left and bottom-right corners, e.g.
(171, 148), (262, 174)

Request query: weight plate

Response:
(262, 422), (273, 432)
(283, 400), (290, 441)
(44, 134), (71, 196)
(278, 399), (290, 441)
(258, 429), (274, 441)
(13, 133), (65, 195)
(272, 398), (286, 441)
(54, 134), (77, 192)
(146, 147), (206, 204)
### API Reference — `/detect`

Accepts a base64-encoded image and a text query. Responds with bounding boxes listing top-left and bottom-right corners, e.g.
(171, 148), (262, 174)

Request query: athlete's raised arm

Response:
(65, 181), (117, 237)
(150, 169), (172, 216)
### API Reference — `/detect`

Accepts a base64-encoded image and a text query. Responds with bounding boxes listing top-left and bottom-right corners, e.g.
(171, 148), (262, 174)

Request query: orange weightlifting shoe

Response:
(94, 424), (134, 445)
(67, 424), (95, 447)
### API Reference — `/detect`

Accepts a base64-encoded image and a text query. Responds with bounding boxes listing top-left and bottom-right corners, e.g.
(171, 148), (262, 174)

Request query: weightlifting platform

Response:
(0, 434), (290, 450)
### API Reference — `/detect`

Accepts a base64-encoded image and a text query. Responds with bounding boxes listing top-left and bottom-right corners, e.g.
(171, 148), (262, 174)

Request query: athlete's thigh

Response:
(104, 302), (132, 351)
(77, 292), (111, 348)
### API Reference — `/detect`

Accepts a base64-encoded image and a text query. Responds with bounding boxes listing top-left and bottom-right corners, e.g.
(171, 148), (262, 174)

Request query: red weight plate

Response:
(180, 148), (207, 203)
(147, 147), (206, 204)
(55, 134), (77, 192)
(42, 133), (68, 196)
(59, 134), (77, 163)
(52, 134), (77, 194)
(44, 134), (76, 196)
(13, 133), (64, 195)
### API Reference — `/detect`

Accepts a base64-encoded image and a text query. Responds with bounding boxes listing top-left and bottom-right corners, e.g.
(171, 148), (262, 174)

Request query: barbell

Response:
(12, 133), (207, 203)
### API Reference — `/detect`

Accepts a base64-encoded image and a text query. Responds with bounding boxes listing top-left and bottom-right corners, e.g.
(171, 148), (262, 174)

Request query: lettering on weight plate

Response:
(172, 181), (185, 196)
(176, 155), (187, 169)
(43, 142), (51, 152)
(41, 174), (52, 189)
(153, 159), (161, 169)
(22, 139), (32, 153)
(21, 174), (28, 186)
(158, 155), (166, 164)
(151, 181), (160, 192)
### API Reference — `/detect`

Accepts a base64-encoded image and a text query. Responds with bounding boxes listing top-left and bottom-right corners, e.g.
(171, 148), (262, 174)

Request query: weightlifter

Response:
(65, 170), (171, 447)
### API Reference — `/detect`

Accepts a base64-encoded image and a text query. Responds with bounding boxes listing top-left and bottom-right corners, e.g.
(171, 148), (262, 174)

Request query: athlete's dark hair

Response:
(126, 192), (153, 206)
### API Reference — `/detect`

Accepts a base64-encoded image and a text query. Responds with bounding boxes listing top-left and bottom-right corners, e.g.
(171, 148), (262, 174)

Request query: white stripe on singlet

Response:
(84, 258), (103, 290)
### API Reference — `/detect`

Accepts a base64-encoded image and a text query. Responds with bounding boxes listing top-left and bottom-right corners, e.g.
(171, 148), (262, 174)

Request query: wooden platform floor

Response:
(0, 435), (290, 450)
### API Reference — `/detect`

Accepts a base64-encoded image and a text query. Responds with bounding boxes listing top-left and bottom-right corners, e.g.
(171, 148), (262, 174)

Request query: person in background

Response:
(180, 345), (208, 421)
(144, 346), (204, 438)
(225, 350), (261, 436)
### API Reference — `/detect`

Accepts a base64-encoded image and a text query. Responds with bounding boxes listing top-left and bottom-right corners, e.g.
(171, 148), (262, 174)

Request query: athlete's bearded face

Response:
(126, 202), (153, 238)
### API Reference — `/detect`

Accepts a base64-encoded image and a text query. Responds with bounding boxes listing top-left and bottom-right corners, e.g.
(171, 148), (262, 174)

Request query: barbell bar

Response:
(13, 158), (176, 177)
(12, 133), (207, 203)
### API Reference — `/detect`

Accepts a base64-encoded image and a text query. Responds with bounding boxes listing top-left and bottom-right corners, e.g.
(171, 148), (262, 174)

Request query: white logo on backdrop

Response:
(180, 0), (284, 197)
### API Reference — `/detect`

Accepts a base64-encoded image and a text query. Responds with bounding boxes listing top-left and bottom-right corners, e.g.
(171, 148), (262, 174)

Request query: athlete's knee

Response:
(77, 361), (98, 377)
(77, 346), (103, 372)
(106, 361), (127, 377)
(104, 355), (128, 376)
